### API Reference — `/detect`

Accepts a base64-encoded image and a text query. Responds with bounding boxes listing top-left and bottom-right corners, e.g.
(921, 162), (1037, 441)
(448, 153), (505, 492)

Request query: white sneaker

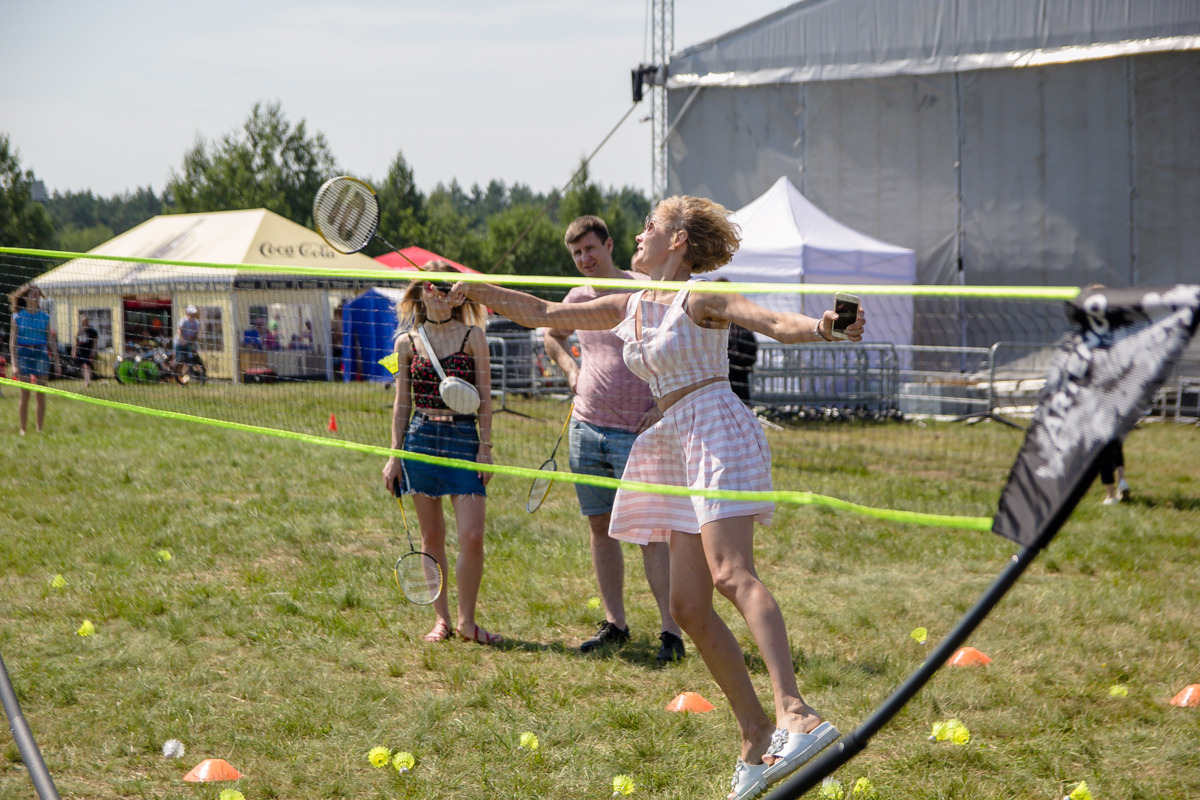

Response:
(1118, 478), (1130, 498)
(1102, 496), (1118, 506)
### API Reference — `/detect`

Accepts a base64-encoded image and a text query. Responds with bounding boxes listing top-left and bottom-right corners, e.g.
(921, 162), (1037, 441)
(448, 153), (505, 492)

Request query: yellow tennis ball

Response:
(77, 620), (95, 637)
(50, 574), (67, 589)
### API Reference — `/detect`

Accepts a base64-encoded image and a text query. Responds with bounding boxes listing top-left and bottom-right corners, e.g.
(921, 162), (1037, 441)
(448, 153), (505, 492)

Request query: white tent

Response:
(711, 176), (916, 347)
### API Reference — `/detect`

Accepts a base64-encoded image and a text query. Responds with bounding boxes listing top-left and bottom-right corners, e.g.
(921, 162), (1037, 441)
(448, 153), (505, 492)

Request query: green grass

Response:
(1, 394), (1198, 799)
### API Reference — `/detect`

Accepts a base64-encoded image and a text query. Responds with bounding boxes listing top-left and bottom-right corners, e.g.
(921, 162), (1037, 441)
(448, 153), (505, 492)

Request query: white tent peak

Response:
(734, 177), (912, 260)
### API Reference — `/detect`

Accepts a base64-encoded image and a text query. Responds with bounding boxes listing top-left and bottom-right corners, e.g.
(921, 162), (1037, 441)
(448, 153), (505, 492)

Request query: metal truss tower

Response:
(650, 0), (674, 203)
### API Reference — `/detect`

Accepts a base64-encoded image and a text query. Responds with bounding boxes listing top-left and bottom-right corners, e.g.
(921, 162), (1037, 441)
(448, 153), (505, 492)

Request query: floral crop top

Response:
(409, 329), (477, 411)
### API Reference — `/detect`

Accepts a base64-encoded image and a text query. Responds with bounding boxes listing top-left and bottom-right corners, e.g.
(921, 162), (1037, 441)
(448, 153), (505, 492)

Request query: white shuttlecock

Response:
(162, 739), (185, 759)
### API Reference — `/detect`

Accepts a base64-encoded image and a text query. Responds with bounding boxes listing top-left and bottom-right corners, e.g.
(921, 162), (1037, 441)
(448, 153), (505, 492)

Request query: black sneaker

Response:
(580, 620), (630, 652)
(656, 631), (686, 662)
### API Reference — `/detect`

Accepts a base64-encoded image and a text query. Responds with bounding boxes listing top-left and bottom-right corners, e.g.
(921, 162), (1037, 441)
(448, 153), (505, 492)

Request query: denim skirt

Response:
(399, 413), (486, 498)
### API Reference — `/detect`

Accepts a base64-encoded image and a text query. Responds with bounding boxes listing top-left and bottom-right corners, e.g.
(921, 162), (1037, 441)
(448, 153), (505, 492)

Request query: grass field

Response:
(1, 388), (1198, 799)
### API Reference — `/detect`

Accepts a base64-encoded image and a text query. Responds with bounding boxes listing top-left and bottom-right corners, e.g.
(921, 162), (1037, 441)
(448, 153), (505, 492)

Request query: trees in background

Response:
(166, 101), (338, 227)
(0, 133), (55, 251)
(2, 102), (651, 278)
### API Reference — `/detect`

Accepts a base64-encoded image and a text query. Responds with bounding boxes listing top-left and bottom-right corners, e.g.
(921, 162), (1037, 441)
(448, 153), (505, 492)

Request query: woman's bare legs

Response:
(411, 494), (453, 637)
(449, 493), (489, 636)
(669, 516), (824, 766)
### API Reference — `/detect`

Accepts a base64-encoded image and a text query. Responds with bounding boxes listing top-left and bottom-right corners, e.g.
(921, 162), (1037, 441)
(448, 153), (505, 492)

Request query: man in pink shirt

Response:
(545, 215), (684, 661)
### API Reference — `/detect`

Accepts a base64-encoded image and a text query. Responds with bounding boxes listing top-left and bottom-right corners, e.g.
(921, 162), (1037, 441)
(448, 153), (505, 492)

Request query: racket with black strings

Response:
(313, 176), (426, 270)
(525, 402), (574, 513)
(390, 476), (443, 605)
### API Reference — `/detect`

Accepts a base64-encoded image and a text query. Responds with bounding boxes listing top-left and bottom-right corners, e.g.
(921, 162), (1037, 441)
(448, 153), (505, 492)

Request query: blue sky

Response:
(1, 0), (787, 198)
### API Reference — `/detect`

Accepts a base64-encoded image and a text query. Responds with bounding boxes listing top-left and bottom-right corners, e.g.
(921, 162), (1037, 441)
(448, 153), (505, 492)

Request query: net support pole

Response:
(764, 544), (1041, 800)
(0, 652), (62, 800)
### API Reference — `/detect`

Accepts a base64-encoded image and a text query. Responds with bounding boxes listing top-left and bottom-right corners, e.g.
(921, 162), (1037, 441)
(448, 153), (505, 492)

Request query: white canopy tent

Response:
(711, 176), (916, 347)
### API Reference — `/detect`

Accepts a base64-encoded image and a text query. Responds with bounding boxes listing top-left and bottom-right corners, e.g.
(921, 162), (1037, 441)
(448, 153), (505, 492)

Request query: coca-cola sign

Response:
(259, 241), (339, 259)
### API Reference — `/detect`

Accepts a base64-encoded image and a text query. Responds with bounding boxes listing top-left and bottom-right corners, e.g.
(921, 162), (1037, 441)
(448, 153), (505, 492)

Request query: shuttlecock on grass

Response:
(392, 751), (414, 774)
(519, 731), (539, 751)
(1108, 684), (1128, 697)
(929, 718), (970, 744)
(818, 778), (845, 799)
(155, 549), (172, 563)
(586, 597), (602, 610)
(218, 790), (245, 800)
(910, 626), (927, 644)
(1065, 780), (1093, 800)
(851, 777), (878, 799)
(612, 774), (635, 796)
(161, 739), (185, 759)
(50, 574), (67, 589)
(77, 620), (95, 637)
(367, 746), (391, 768)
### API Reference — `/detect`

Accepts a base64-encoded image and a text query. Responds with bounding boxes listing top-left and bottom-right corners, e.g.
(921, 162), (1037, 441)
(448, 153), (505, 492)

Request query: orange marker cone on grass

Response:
(182, 758), (242, 782)
(328, 413), (338, 432)
(1170, 684), (1200, 707)
(948, 646), (992, 666)
(665, 691), (715, 712)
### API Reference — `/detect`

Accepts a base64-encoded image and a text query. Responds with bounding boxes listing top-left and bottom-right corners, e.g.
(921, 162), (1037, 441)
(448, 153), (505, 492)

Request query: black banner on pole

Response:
(993, 285), (1199, 548)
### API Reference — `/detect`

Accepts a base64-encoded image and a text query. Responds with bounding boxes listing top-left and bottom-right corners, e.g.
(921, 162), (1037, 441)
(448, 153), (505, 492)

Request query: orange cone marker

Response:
(182, 758), (242, 782)
(1170, 684), (1200, 707)
(948, 646), (992, 666)
(328, 413), (338, 432)
(665, 691), (715, 713)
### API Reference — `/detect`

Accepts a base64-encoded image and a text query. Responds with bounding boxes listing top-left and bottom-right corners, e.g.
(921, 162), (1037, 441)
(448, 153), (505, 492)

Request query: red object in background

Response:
(375, 247), (481, 274)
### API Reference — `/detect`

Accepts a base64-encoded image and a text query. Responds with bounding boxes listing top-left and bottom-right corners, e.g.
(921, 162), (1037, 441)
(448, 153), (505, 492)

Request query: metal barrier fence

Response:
(752, 343), (900, 413)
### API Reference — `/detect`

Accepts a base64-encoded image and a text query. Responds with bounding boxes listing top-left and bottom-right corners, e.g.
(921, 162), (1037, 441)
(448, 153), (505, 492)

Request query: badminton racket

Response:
(525, 402), (574, 513)
(390, 477), (443, 605)
(313, 176), (423, 269)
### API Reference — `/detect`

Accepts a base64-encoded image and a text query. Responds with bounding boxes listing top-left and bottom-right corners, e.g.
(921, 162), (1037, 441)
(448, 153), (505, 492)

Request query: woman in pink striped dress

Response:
(453, 195), (865, 800)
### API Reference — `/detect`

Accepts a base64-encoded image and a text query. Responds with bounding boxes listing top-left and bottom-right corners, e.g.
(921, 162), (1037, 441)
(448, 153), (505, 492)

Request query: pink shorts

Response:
(609, 382), (774, 544)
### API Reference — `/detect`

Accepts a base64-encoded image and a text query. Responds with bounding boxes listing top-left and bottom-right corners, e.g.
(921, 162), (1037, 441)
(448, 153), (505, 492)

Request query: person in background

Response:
(545, 215), (684, 662)
(452, 195), (865, 800)
(9, 284), (59, 435)
(263, 318), (281, 351)
(72, 311), (99, 388)
(382, 262), (500, 646)
(1084, 285), (1132, 506)
(175, 304), (201, 369)
(714, 278), (758, 405)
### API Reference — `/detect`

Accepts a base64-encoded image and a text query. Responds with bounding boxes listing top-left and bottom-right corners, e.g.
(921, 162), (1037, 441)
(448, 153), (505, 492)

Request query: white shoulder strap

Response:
(414, 325), (449, 381)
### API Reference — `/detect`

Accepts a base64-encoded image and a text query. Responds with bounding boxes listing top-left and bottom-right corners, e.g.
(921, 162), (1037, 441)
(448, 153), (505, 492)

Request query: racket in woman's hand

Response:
(313, 176), (421, 268)
(526, 402), (574, 513)
(390, 477), (443, 605)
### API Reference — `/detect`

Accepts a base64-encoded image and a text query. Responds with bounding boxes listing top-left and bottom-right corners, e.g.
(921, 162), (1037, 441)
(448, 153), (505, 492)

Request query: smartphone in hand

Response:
(831, 292), (860, 340)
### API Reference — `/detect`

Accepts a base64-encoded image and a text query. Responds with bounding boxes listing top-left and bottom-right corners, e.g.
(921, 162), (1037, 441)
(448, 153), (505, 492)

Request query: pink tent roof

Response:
(375, 247), (481, 274)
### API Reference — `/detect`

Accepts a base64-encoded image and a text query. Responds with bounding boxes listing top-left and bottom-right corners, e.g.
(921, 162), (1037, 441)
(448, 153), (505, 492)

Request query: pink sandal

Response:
(422, 620), (453, 642)
(458, 623), (503, 646)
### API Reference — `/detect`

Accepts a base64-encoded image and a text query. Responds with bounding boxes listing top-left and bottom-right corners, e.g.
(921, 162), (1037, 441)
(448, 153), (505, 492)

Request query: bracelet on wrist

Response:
(814, 321), (832, 342)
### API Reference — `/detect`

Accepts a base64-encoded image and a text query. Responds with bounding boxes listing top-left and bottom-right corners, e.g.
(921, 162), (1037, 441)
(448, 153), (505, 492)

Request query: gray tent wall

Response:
(665, 0), (1200, 374)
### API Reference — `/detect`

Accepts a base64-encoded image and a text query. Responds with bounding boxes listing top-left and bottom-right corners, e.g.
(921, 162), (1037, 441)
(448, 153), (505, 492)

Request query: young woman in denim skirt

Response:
(381, 262), (500, 646)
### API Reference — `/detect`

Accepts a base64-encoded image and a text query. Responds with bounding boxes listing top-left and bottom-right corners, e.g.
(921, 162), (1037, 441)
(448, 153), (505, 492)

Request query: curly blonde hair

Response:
(656, 196), (741, 274)
(396, 260), (487, 330)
